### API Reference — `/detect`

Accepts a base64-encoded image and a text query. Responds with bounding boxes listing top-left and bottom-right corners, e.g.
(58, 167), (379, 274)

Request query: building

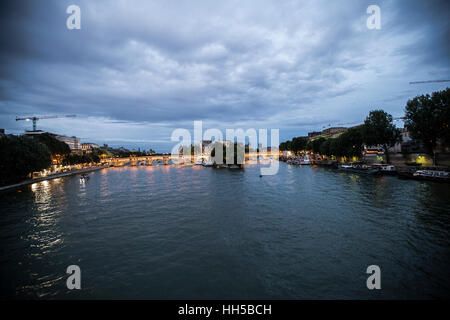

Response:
(53, 134), (81, 154)
(82, 143), (100, 153)
(321, 127), (347, 136)
(363, 145), (385, 155)
(308, 131), (321, 139)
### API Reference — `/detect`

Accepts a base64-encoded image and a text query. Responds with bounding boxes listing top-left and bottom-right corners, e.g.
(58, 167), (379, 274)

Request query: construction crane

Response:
(16, 115), (76, 131)
(409, 80), (450, 84)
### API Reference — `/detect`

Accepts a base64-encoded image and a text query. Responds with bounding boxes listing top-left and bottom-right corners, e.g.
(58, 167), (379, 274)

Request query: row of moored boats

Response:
(339, 163), (449, 182)
(284, 156), (449, 182)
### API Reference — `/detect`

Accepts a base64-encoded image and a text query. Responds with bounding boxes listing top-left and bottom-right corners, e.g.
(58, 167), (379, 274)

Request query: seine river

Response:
(1, 163), (449, 299)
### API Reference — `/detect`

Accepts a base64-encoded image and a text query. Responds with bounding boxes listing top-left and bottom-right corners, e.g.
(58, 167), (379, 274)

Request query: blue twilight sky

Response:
(0, 0), (449, 152)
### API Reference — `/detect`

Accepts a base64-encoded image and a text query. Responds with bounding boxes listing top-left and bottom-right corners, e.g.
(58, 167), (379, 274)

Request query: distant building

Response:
(82, 143), (100, 153)
(321, 127), (347, 136)
(53, 134), (82, 154)
(363, 145), (385, 155)
(308, 131), (321, 138)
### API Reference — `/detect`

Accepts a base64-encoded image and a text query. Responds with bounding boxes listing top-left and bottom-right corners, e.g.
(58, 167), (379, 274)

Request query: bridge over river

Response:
(100, 152), (276, 167)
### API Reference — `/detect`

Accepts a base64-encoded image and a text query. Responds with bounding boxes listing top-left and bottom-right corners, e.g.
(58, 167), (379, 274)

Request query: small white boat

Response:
(339, 164), (380, 175)
(413, 170), (449, 182)
(380, 165), (397, 175)
(299, 158), (311, 165)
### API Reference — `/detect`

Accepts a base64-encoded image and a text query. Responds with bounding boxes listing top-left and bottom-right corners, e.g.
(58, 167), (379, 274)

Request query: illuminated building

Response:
(82, 143), (100, 153)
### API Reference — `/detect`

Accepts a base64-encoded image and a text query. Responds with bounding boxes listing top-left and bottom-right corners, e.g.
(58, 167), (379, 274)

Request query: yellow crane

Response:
(15, 115), (76, 131)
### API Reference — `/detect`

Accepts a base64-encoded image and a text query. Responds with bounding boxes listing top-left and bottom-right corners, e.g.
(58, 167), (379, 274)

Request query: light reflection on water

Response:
(0, 164), (449, 299)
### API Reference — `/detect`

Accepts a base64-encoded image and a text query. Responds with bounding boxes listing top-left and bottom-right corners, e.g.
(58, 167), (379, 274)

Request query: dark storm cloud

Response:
(0, 0), (449, 149)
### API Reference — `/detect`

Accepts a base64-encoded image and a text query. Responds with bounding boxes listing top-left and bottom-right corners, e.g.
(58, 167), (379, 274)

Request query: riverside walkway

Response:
(0, 166), (107, 192)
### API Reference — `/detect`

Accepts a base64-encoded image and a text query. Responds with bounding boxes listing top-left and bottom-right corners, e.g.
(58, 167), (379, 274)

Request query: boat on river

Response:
(338, 164), (380, 175)
(79, 174), (90, 183)
(373, 164), (397, 175)
(381, 165), (397, 175)
(413, 170), (449, 182)
(398, 168), (450, 182)
(286, 159), (299, 165)
(299, 157), (311, 165)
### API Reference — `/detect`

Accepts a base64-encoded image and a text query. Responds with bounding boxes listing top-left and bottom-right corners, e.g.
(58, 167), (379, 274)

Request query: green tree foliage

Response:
(62, 153), (100, 165)
(319, 138), (332, 156)
(91, 147), (109, 157)
(404, 88), (450, 164)
(211, 142), (245, 166)
(291, 137), (307, 153)
(335, 127), (363, 158)
(0, 135), (51, 185)
(32, 133), (71, 156)
(362, 110), (401, 164)
(307, 137), (326, 153)
(279, 140), (292, 151)
(329, 138), (341, 157)
(279, 137), (306, 153)
(313, 128), (363, 159)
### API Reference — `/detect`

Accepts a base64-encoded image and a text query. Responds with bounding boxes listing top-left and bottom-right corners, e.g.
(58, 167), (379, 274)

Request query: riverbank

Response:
(0, 165), (107, 192)
(280, 156), (450, 182)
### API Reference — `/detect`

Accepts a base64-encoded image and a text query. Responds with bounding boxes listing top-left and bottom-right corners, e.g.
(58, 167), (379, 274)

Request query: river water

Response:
(1, 163), (449, 299)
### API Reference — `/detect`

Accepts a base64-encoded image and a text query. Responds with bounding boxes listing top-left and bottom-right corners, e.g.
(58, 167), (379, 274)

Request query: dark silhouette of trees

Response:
(362, 110), (401, 164)
(0, 135), (51, 185)
(405, 88), (449, 165)
(279, 137), (307, 154)
(32, 133), (71, 156)
(211, 142), (245, 166)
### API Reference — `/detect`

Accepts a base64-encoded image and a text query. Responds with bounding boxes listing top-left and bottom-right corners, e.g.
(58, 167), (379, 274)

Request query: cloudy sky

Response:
(1, 0), (449, 151)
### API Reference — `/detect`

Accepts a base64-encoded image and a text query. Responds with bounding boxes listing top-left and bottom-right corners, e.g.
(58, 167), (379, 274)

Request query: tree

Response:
(362, 110), (401, 164)
(319, 139), (331, 156)
(404, 88), (450, 165)
(0, 135), (51, 185)
(211, 142), (245, 166)
(336, 126), (364, 159)
(308, 137), (326, 154)
(32, 133), (71, 156)
(279, 140), (292, 151)
(329, 138), (343, 158)
(279, 137), (307, 154)
(62, 153), (100, 165)
(291, 137), (307, 154)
